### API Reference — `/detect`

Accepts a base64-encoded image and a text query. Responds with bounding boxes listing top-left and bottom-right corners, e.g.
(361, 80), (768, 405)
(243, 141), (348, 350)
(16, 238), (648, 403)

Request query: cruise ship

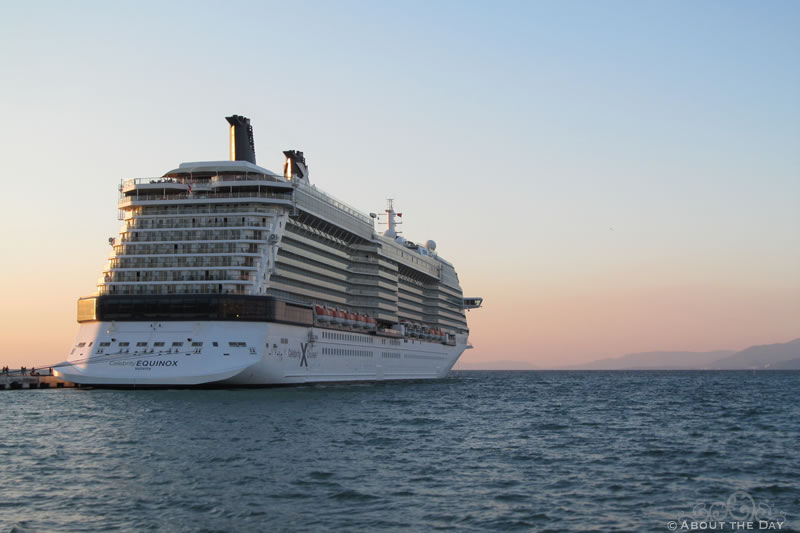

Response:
(57, 116), (482, 387)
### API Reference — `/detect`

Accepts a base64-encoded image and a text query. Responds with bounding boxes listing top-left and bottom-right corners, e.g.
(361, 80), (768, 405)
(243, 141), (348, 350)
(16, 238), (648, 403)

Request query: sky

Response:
(0, 1), (798, 369)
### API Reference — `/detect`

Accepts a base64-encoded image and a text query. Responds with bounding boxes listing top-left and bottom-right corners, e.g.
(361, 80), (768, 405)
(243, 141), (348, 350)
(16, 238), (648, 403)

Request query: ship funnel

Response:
(225, 115), (256, 164)
(283, 150), (308, 181)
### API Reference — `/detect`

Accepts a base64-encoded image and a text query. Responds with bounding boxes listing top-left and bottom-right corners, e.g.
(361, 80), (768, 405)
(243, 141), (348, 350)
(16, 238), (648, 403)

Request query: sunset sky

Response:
(1, 1), (798, 369)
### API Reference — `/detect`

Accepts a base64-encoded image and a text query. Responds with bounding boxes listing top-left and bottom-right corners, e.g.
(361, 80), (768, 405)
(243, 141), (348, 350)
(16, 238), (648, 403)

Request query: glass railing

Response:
(97, 285), (254, 296)
(107, 259), (257, 269)
(101, 273), (255, 283)
(296, 182), (372, 224)
(112, 247), (258, 256)
(122, 174), (288, 189)
(118, 233), (263, 243)
(125, 221), (270, 230)
(118, 191), (292, 207)
(210, 175), (287, 184)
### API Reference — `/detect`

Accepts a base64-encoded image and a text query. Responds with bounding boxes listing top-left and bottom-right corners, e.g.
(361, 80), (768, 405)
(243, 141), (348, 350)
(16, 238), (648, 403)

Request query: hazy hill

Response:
(769, 358), (800, 370)
(563, 338), (800, 370)
(456, 360), (538, 370)
(565, 350), (734, 370)
(711, 338), (800, 369)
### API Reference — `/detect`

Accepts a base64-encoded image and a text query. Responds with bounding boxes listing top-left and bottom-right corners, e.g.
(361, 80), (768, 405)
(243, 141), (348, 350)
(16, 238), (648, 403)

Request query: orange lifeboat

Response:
(355, 314), (368, 329)
(333, 309), (346, 325)
(315, 305), (331, 322)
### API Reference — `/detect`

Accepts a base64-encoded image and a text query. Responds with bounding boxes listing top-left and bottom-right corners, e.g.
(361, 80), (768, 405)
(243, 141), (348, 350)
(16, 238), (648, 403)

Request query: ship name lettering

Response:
(135, 360), (179, 367)
(299, 343), (309, 367)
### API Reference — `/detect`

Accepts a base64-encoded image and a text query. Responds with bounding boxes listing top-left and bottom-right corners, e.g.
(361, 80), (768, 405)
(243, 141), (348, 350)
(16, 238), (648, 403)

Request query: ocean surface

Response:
(2, 371), (798, 532)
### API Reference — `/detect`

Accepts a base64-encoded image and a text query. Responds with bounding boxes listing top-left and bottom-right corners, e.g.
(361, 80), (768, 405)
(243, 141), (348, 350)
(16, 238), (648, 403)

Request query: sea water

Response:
(1, 371), (798, 532)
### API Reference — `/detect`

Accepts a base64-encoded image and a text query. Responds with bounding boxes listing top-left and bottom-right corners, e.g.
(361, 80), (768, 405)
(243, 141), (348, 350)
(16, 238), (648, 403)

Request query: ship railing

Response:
(107, 259), (256, 269)
(118, 234), (265, 243)
(97, 286), (254, 296)
(122, 177), (182, 188)
(99, 277), (256, 286)
(121, 206), (279, 217)
(105, 265), (258, 274)
(102, 273), (255, 283)
(295, 182), (372, 224)
(209, 175), (287, 184)
(118, 191), (292, 207)
(122, 175), (287, 188)
(117, 206), (280, 221)
(124, 221), (270, 230)
(111, 247), (260, 256)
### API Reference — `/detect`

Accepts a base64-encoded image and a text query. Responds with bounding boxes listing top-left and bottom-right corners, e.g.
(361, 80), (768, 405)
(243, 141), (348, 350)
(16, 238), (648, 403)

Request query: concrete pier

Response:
(1, 375), (77, 389)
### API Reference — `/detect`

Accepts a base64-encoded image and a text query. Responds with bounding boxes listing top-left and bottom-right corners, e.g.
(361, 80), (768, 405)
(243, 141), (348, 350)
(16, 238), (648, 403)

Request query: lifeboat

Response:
(344, 312), (357, 327)
(315, 305), (331, 322)
(356, 314), (369, 329)
(332, 309), (346, 325)
(365, 316), (377, 330)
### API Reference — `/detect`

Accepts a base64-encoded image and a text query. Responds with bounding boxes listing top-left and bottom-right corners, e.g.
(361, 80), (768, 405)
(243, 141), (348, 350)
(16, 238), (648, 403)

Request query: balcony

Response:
(118, 191), (293, 208)
(125, 220), (270, 230)
(121, 174), (292, 191)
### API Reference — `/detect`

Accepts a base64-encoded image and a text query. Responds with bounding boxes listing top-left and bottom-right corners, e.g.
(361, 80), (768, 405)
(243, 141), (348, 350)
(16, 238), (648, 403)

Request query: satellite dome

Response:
(425, 240), (436, 251)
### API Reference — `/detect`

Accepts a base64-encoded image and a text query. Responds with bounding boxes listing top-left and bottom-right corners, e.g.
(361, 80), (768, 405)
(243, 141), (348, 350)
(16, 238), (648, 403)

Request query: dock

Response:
(1, 374), (77, 389)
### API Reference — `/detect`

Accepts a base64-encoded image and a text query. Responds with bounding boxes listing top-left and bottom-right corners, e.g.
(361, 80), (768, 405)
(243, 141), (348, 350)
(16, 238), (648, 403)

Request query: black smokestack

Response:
(283, 150), (308, 181)
(225, 115), (256, 164)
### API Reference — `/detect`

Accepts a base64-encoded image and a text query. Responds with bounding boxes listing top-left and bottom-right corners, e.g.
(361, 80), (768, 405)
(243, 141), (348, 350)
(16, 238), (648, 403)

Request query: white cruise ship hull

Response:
(58, 321), (466, 387)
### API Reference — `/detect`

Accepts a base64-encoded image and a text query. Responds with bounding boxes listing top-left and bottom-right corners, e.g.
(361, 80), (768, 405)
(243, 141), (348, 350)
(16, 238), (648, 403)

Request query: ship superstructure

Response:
(58, 116), (482, 387)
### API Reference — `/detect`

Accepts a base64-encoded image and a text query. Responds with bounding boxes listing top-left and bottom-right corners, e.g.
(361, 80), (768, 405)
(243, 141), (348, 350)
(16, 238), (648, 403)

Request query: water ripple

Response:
(1, 371), (798, 531)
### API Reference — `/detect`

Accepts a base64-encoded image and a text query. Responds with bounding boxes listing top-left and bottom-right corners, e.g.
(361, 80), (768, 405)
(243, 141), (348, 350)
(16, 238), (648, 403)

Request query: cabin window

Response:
(172, 342), (184, 347)
(154, 342), (165, 347)
(119, 342), (130, 347)
(136, 342), (148, 347)
(191, 342), (203, 347)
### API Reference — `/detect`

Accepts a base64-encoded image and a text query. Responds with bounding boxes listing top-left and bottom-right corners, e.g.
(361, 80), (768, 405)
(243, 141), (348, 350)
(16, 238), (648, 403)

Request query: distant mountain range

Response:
(564, 350), (735, 370)
(566, 338), (800, 370)
(459, 338), (800, 371)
